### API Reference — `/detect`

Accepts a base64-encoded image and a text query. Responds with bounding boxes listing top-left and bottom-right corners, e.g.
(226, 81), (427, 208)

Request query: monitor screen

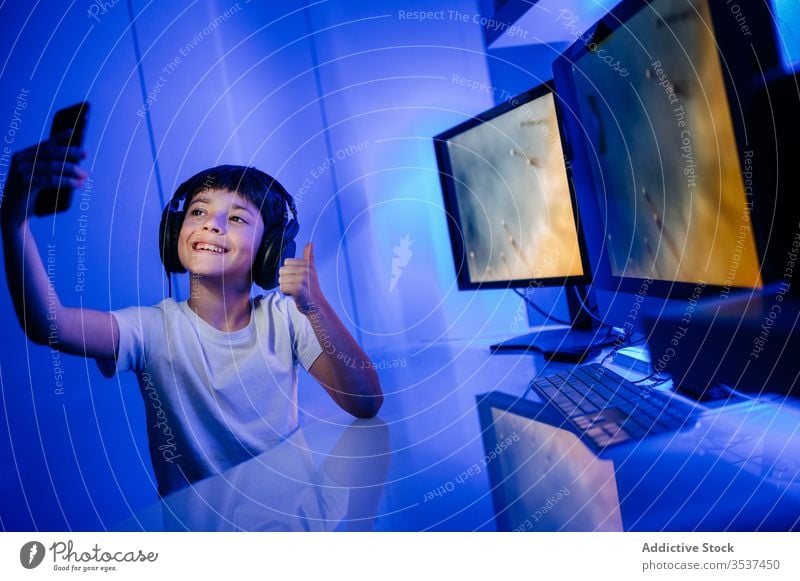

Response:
(568, 0), (763, 290)
(435, 82), (588, 289)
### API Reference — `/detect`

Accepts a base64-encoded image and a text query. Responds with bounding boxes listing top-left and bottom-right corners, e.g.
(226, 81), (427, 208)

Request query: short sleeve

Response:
(285, 299), (323, 371)
(95, 305), (154, 377)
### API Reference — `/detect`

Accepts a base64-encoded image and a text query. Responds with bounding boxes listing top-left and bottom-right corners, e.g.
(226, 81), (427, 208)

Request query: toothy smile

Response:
(192, 242), (227, 254)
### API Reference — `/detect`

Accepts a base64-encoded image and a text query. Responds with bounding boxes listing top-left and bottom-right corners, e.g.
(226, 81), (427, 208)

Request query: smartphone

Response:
(33, 102), (91, 216)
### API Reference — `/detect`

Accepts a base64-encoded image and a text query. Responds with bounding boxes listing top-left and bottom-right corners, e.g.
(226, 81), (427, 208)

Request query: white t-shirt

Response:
(97, 292), (323, 496)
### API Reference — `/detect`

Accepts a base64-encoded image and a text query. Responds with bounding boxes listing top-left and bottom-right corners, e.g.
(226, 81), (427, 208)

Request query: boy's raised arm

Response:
(1, 136), (119, 359)
(280, 242), (383, 418)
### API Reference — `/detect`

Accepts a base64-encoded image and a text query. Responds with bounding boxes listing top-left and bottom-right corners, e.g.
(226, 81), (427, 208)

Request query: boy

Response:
(1, 133), (383, 495)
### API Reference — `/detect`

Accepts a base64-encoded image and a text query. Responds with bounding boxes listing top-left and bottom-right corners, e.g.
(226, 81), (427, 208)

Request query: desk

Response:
(113, 339), (800, 531)
(479, 390), (800, 531)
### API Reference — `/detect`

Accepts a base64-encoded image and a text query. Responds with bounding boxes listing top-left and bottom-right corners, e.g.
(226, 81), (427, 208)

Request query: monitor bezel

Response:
(433, 80), (592, 291)
(551, 0), (768, 299)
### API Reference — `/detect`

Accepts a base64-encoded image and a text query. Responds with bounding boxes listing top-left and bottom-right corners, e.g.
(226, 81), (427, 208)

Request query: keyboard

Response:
(528, 363), (699, 450)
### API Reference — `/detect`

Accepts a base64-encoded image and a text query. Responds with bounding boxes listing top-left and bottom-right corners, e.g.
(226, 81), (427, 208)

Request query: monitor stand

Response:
(490, 286), (608, 363)
(490, 328), (602, 362)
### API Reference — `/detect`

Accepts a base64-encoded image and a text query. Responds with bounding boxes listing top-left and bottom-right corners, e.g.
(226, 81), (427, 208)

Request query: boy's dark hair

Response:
(178, 164), (291, 232)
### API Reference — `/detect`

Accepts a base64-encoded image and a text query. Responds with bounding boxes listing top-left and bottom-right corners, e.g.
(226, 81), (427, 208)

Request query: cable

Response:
(571, 286), (614, 328)
(718, 383), (764, 401)
(591, 324), (616, 347)
(513, 287), (616, 330)
(631, 372), (670, 386)
(513, 288), (573, 326)
(512, 288), (633, 355)
(599, 332), (647, 366)
(513, 289), (623, 355)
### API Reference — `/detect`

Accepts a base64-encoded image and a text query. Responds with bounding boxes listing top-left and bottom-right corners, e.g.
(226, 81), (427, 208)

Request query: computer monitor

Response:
(434, 81), (607, 361)
(552, 0), (790, 395)
(554, 0), (764, 297)
(435, 81), (587, 289)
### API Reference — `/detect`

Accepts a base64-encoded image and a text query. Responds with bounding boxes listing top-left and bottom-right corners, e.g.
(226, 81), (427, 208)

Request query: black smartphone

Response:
(33, 102), (90, 216)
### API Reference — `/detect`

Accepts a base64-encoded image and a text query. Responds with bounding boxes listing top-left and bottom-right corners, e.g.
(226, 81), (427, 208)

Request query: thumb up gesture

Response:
(279, 242), (322, 314)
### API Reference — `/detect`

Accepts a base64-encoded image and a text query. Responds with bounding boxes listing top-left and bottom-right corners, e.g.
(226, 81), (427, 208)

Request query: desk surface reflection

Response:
(115, 419), (390, 532)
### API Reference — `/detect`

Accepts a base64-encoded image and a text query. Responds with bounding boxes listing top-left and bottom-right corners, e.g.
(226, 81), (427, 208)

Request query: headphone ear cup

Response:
(253, 219), (299, 290)
(253, 230), (279, 290)
(159, 207), (186, 274)
(281, 239), (297, 266)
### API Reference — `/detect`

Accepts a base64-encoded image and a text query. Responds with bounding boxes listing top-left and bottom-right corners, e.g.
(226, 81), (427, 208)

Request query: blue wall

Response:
(0, 0), (525, 530)
(774, 0), (800, 70)
(3, 0), (796, 532)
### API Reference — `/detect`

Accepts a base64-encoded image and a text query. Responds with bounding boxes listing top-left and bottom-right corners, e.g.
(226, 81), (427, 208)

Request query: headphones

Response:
(159, 170), (299, 290)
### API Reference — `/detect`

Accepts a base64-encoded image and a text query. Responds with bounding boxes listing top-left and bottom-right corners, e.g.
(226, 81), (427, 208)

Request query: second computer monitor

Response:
(561, 0), (763, 292)
(434, 81), (588, 290)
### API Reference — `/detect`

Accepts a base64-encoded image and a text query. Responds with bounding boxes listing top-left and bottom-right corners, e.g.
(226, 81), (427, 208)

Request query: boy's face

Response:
(177, 189), (265, 285)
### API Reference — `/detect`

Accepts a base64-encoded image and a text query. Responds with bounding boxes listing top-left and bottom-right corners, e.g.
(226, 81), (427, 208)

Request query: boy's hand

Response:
(1, 131), (89, 222)
(279, 242), (323, 314)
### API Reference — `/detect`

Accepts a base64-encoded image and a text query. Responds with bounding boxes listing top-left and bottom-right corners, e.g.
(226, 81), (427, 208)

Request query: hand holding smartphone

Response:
(33, 102), (90, 216)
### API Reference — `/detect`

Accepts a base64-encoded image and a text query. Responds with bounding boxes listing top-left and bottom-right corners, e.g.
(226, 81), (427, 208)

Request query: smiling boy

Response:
(1, 135), (382, 495)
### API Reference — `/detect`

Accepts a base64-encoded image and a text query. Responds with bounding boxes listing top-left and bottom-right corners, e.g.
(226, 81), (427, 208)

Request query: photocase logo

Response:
(389, 235), (413, 292)
(19, 541), (46, 569)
